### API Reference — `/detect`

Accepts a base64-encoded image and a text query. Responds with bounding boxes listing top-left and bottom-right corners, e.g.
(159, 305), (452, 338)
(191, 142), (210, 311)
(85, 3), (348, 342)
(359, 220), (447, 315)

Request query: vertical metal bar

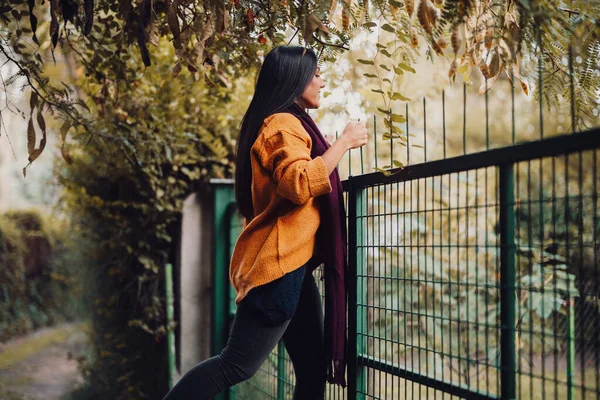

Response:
(348, 179), (358, 400)
(390, 108), (393, 170)
(569, 44), (576, 133)
(485, 166), (491, 395)
(538, 30), (544, 139)
(349, 141), (353, 177)
(165, 263), (176, 389)
(463, 83), (467, 155)
(456, 173), (461, 386)
(374, 118), (379, 170)
(448, 174), (453, 386)
(552, 155), (559, 400)
(423, 97), (427, 162)
(474, 171), (480, 393)
(500, 163), (517, 400)
(416, 178), (422, 382)
(511, 70), (516, 145)
(403, 179), (408, 400)
(527, 161), (534, 400)
(442, 90), (447, 159)
(567, 298), (576, 400)
(516, 162), (522, 400)
(361, 120), (365, 175)
(594, 149), (599, 399)
(485, 81), (490, 150)
(277, 342), (285, 399)
(406, 104), (410, 165)
(578, 149), (586, 397)
(373, 116), (377, 172)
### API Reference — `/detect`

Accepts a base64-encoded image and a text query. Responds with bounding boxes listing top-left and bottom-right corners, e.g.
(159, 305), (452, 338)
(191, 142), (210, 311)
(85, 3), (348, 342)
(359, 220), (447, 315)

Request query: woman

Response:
(163, 46), (367, 400)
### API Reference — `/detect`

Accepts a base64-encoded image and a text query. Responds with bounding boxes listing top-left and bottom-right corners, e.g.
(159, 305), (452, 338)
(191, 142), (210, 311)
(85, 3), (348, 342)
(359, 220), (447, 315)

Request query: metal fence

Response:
(211, 126), (600, 400)
(210, 36), (600, 400)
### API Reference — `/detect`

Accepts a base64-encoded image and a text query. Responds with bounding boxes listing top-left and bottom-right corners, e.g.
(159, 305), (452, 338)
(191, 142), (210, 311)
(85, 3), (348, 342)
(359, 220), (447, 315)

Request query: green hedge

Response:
(0, 209), (84, 341)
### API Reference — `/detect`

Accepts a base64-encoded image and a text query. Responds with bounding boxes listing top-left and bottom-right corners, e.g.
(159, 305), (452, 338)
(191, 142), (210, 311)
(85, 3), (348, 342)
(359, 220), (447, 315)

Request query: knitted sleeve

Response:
(257, 116), (332, 204)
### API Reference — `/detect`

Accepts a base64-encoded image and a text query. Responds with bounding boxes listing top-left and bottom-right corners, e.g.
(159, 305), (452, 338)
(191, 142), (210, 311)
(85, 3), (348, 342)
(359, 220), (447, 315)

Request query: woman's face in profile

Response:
(298, 69), (326, 109)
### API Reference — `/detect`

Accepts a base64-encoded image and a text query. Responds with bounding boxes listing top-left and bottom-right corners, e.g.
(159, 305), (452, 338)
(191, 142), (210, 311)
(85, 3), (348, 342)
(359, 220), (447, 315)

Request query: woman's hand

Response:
(339, 121), (368, 150)
(321, 121), (368, 175)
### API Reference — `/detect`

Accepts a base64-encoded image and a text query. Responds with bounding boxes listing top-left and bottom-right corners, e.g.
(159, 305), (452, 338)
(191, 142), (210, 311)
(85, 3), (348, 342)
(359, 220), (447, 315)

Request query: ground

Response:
(0, 323), (89, 400)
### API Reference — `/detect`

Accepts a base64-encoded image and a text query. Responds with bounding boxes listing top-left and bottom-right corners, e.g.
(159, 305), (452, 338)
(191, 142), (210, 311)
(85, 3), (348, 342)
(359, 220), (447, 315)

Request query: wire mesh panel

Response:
(353, 171), (502, 400)
(513, 151), (600, 399)
(345, 131), (600, 400)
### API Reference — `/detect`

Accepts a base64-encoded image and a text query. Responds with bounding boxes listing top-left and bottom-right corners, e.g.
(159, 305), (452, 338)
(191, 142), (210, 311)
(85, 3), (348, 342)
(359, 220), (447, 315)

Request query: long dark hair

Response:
(235, 46), (318, 220)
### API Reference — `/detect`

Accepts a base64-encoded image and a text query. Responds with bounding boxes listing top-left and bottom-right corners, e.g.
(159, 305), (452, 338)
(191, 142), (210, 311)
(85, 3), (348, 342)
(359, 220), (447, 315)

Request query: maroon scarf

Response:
(285, 103), (348, 386)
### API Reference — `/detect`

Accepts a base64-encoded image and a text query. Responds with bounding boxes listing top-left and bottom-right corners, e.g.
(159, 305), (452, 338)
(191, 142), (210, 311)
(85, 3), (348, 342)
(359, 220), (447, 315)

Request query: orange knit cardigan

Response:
(229, 113), (332, 304)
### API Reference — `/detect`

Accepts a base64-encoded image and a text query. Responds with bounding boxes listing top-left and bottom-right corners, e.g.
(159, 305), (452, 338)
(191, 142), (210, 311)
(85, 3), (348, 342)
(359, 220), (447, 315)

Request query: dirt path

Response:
(0, 322), (89, 400)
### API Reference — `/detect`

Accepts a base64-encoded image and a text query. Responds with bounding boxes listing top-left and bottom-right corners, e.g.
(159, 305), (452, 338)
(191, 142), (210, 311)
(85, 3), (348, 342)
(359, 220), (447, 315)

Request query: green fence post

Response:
(277, 342), (286, 399)
(356, 187), (367, 400)
(165, 263), (176, 389)
(348, 178), (367, 400)
(499, 164), (517, 400)
(212, 181), (236, 400)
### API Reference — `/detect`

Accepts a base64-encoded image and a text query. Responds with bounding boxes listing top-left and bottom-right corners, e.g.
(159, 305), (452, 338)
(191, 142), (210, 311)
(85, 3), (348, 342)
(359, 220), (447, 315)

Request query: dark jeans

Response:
(162, 271), (326, 400)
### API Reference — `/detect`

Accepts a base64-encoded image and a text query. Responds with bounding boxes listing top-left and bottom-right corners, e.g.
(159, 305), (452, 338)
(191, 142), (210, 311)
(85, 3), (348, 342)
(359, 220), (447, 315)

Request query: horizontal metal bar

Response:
(357, 354), (499, 400)
(209, 178), (235, 185)
(345, 128), (600, 189)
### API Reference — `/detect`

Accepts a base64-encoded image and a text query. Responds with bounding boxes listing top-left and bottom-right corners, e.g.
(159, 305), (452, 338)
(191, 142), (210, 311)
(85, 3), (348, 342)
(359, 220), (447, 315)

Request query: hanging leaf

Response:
(382, 132), (404, 140)
(363, 21), (377, 28)
(377, 107), (391, 114)
(371, 89), (385, 94)
(381, 23), (395, 33)
(398, 63), (416, 73)
(28, 0), (39, 45)
(404, 0), (414, 17)
(381, 49), (393, 58)
(342, 1), (350, 31)
(84, 0), (94, 35)
(36, 109), (46, 135)
(28, 146), (44, 163)
(478, 65), (503, 94)
(390, 92), (411, 102)
(374, 167), (392, 176)
(380, 64), (390, 71)
(390, 112), (407, 122)
(520, 78), (529, 95)
(363, 73), (378, 78)
(172, 62), (182, 78)
(27, 117), (35, 156)
(167, 3), (182, 49)
(29, 91), (38, 111)
(357, 59), (375, 65)
(60, 120), (71, 142)
(50, 0), (59, 48)
(149, 21), (160, 47)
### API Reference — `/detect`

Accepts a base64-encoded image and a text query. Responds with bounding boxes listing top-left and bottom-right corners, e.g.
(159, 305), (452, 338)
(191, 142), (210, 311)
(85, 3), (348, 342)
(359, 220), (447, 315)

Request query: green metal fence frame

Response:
(211, 128), (600, 399)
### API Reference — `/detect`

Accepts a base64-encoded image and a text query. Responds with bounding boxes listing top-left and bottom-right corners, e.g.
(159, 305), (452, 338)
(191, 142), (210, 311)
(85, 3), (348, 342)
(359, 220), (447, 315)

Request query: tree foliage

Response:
(55, 40), (252, 398)
(1, 0), (598, 174)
